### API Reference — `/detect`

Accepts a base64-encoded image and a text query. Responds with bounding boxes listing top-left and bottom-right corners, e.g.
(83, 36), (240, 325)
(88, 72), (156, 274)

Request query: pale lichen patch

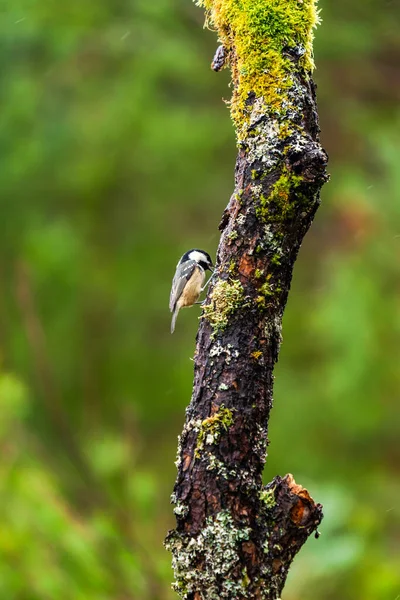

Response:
(165, 510), (252, 599)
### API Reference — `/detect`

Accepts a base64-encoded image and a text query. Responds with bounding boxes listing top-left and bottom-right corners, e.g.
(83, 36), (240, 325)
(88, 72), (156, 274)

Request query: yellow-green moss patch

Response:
(203, 279), (245, 336)
(256, 166), (303, 222)
(260, 487), (276, 509)
(195, 0), (320, 132)
(195, 405), (235, 458)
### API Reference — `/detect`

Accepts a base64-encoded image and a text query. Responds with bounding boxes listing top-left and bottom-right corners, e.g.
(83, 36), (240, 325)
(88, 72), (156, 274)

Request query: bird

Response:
(169, 249), (214, 333)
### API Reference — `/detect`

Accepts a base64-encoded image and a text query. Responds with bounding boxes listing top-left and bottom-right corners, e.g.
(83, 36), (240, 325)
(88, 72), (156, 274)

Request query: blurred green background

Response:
(0, 0), (399, 598)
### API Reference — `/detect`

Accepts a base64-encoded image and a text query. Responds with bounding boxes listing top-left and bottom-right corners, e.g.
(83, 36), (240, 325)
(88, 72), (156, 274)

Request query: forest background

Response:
(0, 0), (399, 598)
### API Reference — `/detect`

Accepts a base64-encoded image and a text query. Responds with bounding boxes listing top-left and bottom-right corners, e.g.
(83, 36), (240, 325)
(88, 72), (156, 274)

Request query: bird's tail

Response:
(171, 308), (179, 334)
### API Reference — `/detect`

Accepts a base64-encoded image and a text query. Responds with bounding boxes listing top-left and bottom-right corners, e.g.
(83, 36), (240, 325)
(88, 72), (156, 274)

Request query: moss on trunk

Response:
(197, 0), (319, 134)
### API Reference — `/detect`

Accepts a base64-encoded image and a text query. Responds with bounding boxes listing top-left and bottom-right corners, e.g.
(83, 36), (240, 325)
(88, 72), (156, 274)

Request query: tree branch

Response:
(166, 0), (328, 597)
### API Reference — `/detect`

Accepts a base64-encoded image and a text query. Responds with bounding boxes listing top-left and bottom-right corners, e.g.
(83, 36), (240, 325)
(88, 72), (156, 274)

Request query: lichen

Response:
(209, 341), (239, 364)
(203, 279), (245, 337)
(264, 314), (283, 348)
(195, 405), (235, 458)
(206, 453), (226, 473)
(195, 0), (320, 134)
(255, 226), (285, 269)
(165, 510), (252, 599)
(174, 501), (190, 518)
(206, 453), (232, 479)
(174, 417), (204, 470)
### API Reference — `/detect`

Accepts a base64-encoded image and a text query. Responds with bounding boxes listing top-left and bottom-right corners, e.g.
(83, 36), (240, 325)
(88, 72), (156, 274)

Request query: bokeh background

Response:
(0, 0), (399, 598)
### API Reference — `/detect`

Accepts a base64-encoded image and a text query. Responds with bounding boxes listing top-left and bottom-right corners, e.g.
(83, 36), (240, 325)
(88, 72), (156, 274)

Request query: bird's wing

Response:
(169, 260), (197, 312)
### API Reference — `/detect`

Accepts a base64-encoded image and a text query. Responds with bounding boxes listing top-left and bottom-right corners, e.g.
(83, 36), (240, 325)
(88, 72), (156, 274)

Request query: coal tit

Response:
(169, 249), (213, 333)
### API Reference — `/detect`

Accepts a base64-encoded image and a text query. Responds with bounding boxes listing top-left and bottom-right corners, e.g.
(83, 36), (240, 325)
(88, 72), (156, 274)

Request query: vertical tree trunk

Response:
(166, 1), (328, 598)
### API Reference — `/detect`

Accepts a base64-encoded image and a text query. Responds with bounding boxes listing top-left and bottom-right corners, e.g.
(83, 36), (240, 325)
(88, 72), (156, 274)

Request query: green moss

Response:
(228, 259), (236, 273)
(256, 295), (267, 308)
(195, 405), (235, 458)
(254, 272), (274, 308)
(195, 0), (320, 132)
(241, 567), (251, 588)
(256, 166), (304, 222)
(203, 279), (245, 336)
(236, 189), (244, 198)
(259, 281), (273, 297)
(254, 268), (263, 279)
(260, 488), (276, 509)
(227, 230), (239, 242)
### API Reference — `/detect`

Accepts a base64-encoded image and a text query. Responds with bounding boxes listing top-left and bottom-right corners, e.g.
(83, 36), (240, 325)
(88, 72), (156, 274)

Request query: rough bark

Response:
(166, 1), (328, 598)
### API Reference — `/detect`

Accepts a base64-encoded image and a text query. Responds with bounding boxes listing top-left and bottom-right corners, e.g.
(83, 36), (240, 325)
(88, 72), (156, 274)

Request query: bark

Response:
(166, 1), (328, 598)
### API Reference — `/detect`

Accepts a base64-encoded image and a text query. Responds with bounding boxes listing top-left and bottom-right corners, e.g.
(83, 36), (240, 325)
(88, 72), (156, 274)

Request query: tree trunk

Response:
(166, 1), (328, 598)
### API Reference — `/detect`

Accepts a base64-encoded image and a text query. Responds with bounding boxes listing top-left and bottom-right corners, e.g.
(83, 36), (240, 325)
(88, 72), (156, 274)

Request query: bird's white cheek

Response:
(188, 250), (207, 264)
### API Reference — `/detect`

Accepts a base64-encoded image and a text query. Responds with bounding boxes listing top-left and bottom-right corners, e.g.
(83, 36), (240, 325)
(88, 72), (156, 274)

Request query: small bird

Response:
(169, 249), (214, 333)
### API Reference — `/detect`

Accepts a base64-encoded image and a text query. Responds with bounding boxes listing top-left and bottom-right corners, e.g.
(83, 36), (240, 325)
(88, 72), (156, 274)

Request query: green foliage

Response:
(0, 0), (398, 598)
